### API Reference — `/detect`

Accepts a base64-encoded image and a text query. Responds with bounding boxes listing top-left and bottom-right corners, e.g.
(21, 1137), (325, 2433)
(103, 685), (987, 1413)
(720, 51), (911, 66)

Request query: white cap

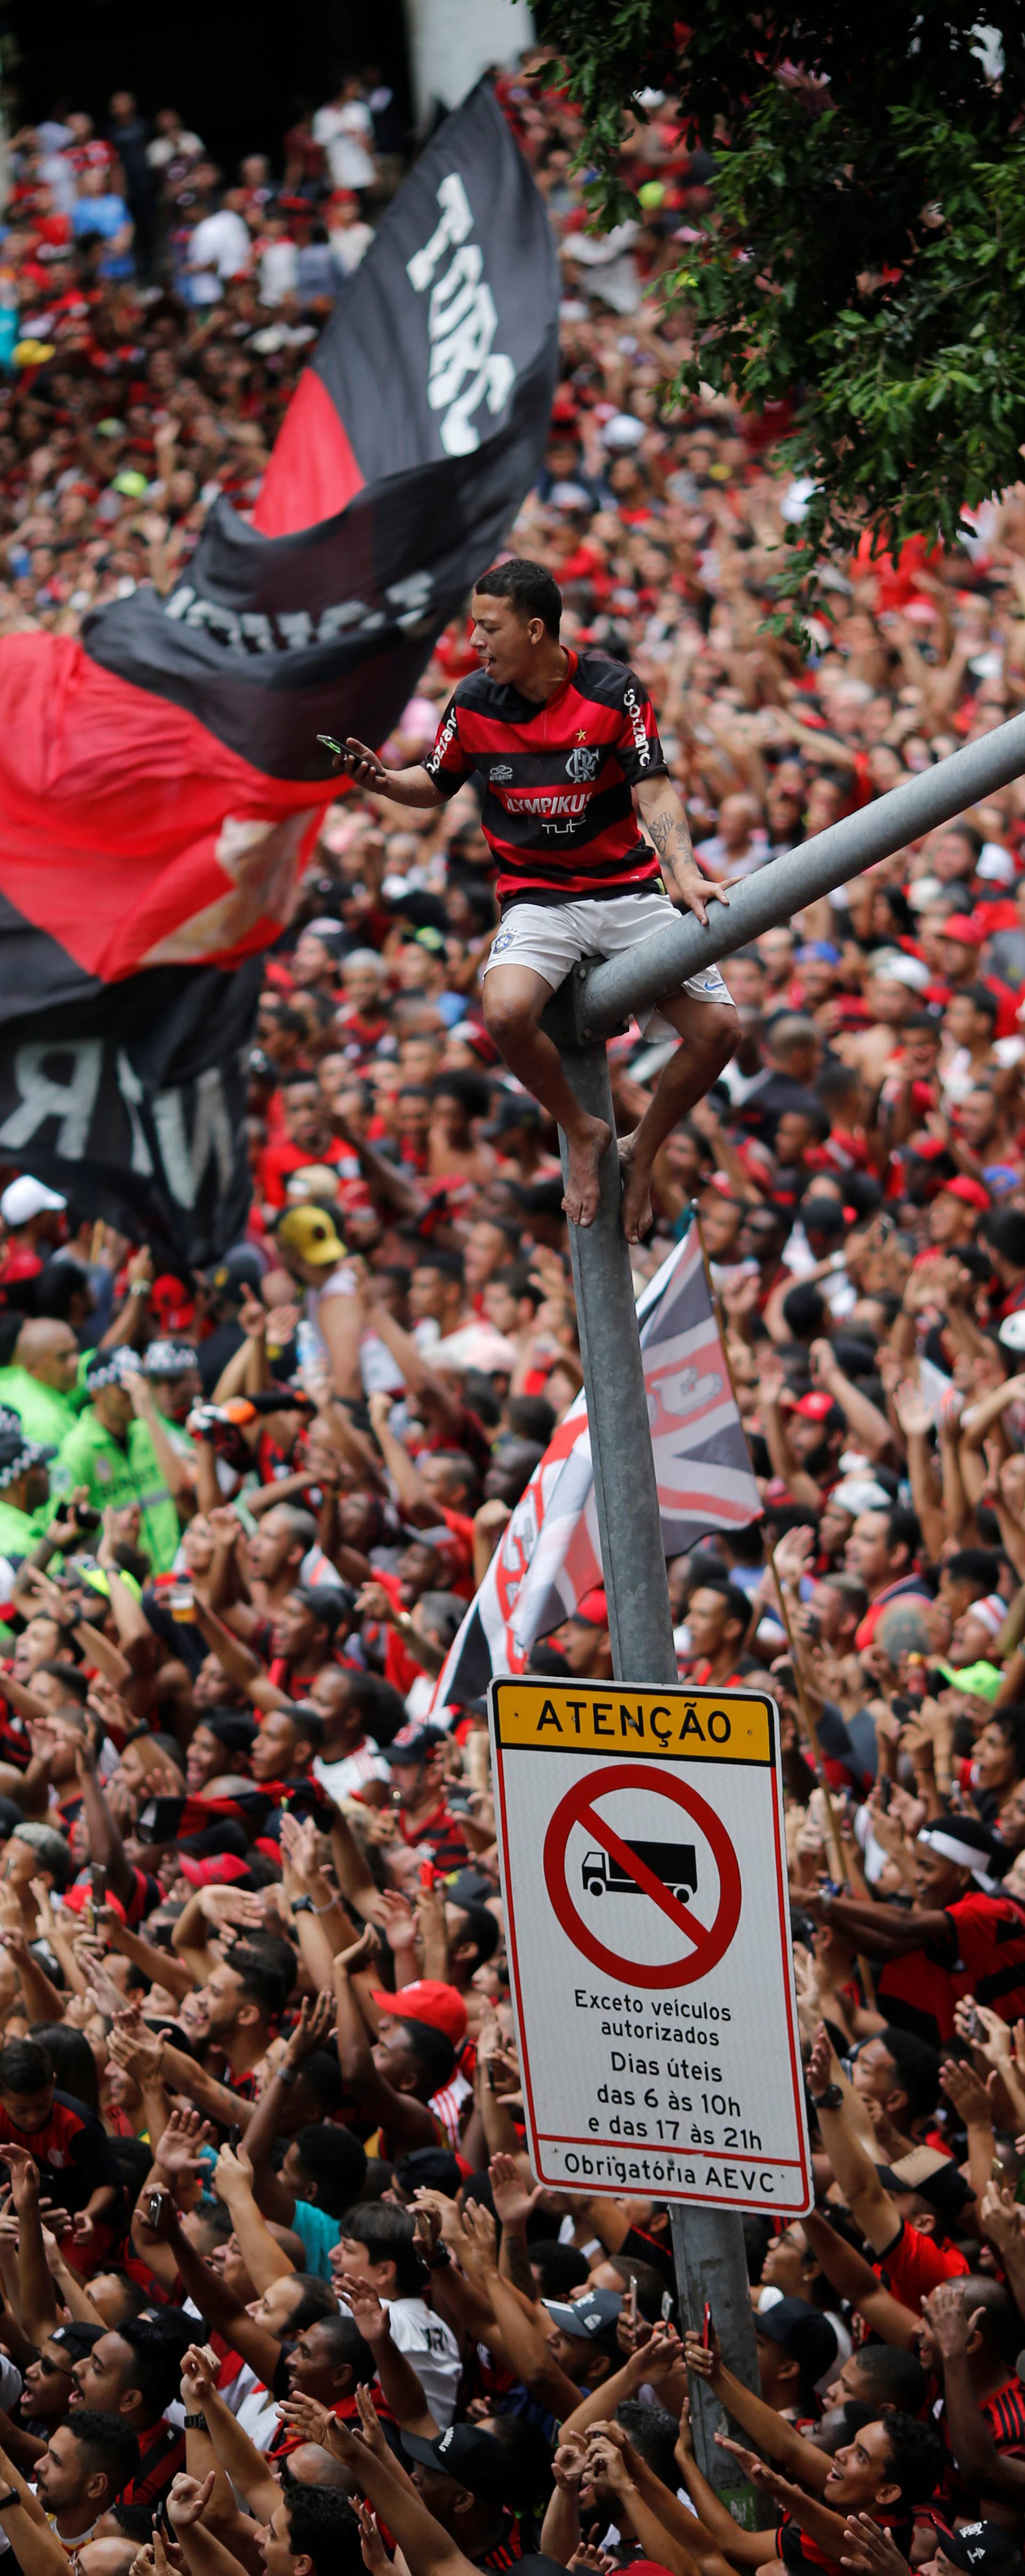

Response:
(1, 1176), (66, 1227)
(601, 411), (645, 450)
(829, 1476), (892, 1516)
(977, 843), (1016, 884)
(868, 949), (931, 990)
(999, 1311), (1025, 1352)
(906, 876), (946, 908)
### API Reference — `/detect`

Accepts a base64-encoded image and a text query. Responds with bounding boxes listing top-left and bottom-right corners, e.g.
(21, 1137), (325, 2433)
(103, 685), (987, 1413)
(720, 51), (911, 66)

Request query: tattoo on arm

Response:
(648, 809), (677, 856)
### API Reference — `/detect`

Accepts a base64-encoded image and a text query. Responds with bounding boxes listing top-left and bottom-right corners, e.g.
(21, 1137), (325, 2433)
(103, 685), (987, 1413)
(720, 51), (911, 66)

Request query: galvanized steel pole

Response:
(549, 713), (1025, 2504)
(567, 708), (1025, 1045)
(556, 1033), (761, 2506)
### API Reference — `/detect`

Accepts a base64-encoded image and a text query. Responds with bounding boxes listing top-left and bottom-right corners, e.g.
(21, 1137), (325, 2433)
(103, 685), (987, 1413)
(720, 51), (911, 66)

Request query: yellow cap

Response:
(276, 1204), (346, 1267)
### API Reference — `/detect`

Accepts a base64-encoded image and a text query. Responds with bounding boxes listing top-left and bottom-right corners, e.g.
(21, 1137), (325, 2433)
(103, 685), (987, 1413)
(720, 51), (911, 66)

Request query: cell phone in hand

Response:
(628, 2273), (638, 2331)
(702, 2299), (713, 2349)
(91, 1864), (106, 1909)
(317, 733), (344, 757)
(146, 2190), (168, 2229)
(227, 2125), (241, 2153)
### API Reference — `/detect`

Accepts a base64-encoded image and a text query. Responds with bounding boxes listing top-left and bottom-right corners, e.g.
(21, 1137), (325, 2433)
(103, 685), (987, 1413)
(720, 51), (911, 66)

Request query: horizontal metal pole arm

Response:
(566, 708), (1025, 1044)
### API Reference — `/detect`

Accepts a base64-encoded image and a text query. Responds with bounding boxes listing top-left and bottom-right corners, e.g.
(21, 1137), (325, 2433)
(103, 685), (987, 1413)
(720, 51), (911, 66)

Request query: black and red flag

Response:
(0, 80), (558, 1259)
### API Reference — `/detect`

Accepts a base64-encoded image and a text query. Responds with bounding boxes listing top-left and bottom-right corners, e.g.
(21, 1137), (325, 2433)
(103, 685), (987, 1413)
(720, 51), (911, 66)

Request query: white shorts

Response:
(482, 890), (736, 1033)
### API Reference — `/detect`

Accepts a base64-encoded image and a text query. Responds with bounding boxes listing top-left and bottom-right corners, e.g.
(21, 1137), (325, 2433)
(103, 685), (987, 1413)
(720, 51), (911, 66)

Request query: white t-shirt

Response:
(313, 1737), (390, 1802)
(384, 2295), (461, 2427)
(330, 220), (374, 273)
(188, 209), (252, 300)
(312, 101), (375, 190)
(259, 238), (298, 305)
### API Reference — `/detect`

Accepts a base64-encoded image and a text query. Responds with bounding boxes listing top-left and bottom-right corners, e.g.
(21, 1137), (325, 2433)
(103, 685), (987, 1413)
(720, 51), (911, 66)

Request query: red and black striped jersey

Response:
(424, 648), (667, 906)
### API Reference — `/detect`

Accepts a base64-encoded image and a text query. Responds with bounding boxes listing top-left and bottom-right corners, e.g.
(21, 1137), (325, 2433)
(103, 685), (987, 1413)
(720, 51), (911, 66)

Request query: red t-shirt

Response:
(872, 2215), (971, 2311)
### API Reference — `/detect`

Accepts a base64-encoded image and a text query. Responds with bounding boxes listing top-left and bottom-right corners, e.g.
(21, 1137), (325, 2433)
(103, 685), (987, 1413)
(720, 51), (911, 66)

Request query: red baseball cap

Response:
(794, 1390), (837, 1421)
(150, 1273), (196, 1331)
(179, 1854), (251, 1889)
(940, 915), (985, 945)
(940, 1175), (991, 1210)
(372, 1980), (467, 2046)
(571, 1586), (609, 1627)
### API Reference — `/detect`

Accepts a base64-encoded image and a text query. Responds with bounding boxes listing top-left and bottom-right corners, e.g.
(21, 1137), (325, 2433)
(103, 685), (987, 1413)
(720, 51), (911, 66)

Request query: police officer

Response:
(52, 1350), (180, 1572)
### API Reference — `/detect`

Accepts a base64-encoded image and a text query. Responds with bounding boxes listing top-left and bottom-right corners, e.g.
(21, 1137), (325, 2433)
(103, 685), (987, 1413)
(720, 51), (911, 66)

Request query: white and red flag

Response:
(434, 1215), (761, 1707)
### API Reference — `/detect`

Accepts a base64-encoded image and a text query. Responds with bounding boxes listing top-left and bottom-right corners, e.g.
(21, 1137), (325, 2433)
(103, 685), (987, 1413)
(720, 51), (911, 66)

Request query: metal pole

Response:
(547, 714), (1025, 2505)
(556, 1001), (760, 2510)
(565, 709), (1025, 1044)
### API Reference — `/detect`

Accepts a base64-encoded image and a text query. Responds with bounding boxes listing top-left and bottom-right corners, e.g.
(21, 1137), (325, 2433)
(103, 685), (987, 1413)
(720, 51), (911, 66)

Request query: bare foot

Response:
(562, 1115), (612, 1226)
(619, 1137), (653, 1243)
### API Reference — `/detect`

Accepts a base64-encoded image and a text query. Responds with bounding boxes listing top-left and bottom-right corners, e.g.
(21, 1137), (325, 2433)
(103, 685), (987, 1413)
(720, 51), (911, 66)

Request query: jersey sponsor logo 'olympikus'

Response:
(624, 683), (651, 767)
(489, 763), (514, 782)
(406, 172), (516, 456)
(498, 788), (590, 818)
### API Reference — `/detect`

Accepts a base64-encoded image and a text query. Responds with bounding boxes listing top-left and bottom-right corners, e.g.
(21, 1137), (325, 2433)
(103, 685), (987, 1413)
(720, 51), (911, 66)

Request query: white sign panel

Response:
(489, 1679), (811, 2214)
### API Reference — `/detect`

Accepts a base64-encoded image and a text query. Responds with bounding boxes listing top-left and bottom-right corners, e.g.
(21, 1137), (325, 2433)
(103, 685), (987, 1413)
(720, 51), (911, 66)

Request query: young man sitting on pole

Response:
(334, 558), (738, 1241)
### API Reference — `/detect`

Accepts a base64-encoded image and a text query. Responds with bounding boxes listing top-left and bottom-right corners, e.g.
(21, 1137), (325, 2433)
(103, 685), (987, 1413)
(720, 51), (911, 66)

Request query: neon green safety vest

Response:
(51, 1412), (181, 1572)
(0, 1367), (80, 1450)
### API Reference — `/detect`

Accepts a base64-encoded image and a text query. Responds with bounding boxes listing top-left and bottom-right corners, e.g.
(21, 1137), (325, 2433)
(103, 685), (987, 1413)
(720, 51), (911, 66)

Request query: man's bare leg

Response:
(483, 963), (611, 1226)
(619, 994), (739, 1243)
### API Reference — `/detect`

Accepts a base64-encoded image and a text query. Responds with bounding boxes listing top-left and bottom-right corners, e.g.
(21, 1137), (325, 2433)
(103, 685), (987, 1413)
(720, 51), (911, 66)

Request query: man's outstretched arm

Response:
(329, 739), (443, 807)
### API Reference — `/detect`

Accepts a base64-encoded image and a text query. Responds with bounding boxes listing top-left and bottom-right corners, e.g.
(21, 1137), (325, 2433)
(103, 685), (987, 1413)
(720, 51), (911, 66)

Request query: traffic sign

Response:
(488, 1678), (811, 2214)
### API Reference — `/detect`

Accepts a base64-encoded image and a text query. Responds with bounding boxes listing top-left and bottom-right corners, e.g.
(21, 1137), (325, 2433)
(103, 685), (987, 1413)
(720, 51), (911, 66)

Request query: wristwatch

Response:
(290, 1896), (314, 1916)
(0, 2491), (18, 2509)
(811, 2083), (843, 2111)
(422, 2243), (451, 2270)
(183, 2412), (206, 2430)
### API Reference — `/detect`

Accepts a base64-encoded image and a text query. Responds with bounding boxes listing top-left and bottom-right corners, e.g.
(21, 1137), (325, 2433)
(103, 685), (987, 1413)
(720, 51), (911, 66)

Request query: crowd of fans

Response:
(1, 37), (1025, 2576)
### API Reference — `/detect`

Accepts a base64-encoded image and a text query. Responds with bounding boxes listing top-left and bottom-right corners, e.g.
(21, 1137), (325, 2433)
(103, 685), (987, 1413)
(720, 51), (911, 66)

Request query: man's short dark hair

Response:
(884, 1505), (920, 1566)
(452, 1903), (501, 1970)
(616, 2400), (681, 2493)
(879, 2028), (941, 2121)
(958, 980), (998, 1025)
(853, 2345), (928, 2414)
(473, 557), (562, 637)
(341, 2202), (425, 2297)
(985, 1209), (1025, 1272)
(397, 2015), (456, 2096)
(71, 2408), (141, 2498)
(0, 2038), (51, 2096)
(314, 2311), (376, 2384)
(285, 2485), (364, 2576)
(226, 1940), (294, 2021)
(291, 2121), (367, 2217)
(528, 2240), (591, 2298)
(692, 1575), (750, 1641)
(879, 2410), (944, 2506)
(116, 2318), (195, 2418)
(946, 1547), (1001, 1594)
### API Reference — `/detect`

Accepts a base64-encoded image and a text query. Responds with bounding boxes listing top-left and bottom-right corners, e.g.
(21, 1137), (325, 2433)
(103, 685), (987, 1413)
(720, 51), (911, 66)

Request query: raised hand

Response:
(155, 2106), (213, 2184)
(167, 2470), (216, 2531)
(487, 2151), (541, 2229)
(284, 1990), (336, 2067)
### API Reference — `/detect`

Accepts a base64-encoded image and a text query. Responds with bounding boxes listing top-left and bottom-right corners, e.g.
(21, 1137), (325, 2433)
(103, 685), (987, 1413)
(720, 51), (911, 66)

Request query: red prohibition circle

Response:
(542, 1761), (742, 1987)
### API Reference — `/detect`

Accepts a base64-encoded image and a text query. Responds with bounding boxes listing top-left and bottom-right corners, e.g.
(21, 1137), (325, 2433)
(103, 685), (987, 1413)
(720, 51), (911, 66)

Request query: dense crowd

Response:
(2, 38), (1025, 2576)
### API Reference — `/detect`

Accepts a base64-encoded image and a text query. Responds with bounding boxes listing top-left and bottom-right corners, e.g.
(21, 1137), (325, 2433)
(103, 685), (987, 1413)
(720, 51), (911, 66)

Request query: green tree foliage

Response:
(534, 6), (1025, 607)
